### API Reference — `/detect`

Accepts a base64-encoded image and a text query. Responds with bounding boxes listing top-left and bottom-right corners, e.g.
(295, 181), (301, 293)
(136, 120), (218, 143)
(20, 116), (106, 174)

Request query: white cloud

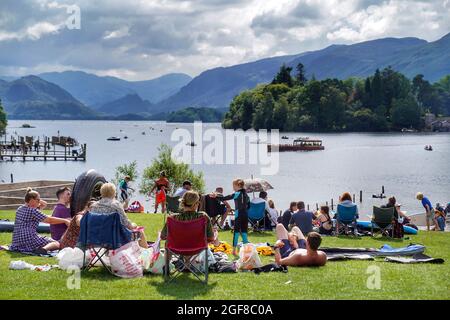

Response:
(103, 26), (129, 40)
(0, 0), (449, 80)
(26, 21), (61, 40)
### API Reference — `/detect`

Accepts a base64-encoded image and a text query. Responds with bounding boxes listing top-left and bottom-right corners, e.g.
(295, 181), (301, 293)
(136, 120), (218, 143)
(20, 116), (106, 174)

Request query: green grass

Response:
(0, 210), (449, 300)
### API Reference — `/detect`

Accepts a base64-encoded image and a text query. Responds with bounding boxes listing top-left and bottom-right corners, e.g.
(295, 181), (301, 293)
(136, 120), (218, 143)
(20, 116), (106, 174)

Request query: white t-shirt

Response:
(268, 208), (279, 226)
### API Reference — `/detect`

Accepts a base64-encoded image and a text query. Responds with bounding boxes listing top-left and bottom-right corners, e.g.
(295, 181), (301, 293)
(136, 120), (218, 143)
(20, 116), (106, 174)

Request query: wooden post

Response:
(331, 198), (334, 210)
(359, 190), (363, 202)
(307, 204), (310, 211)
(353, 194), (356, 203)
(382, 186), (385, 194)
(316, 203), (318, 211)
(10, 173), (13, 183)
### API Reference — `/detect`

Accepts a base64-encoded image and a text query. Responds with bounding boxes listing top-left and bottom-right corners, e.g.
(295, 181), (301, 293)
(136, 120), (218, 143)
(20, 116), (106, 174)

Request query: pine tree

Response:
(295, 63), (307, 86)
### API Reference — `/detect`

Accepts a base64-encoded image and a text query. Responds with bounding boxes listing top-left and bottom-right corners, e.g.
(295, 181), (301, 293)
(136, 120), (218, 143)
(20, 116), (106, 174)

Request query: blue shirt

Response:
(421, 197), (433, 211)
(289, 209), (315, 235)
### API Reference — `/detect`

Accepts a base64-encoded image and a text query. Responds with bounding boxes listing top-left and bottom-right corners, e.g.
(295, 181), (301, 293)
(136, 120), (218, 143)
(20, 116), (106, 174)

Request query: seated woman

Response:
(89, 183), (148, 248)
(383, 196), (410, 223)
(10, 188), (71, 254)
(317, 205), (333, 235)
(161, 191), (215, 242)
(266, 199), (279, 230)
(59, 201), (93, 249)
(337, 192), (359, 218)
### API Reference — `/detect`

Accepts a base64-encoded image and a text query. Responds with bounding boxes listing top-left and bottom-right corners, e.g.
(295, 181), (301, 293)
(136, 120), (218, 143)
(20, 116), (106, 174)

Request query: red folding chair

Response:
(164, 216), (209, 284)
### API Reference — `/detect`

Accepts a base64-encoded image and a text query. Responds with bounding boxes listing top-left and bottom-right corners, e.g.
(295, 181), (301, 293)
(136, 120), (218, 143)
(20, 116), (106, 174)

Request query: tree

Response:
(433, 75), (450, 116)
(272, 64), (293, 87)
(295, 63), (307, 86)
(140, 144), (205, 195)
(371, 69), (384, 108)
(413, 74), (442, 115)
(252, 92), (274, 130)
(390, 95), (421, 129)
(272, 97), (288, 131)
(0, 99), (6, 134)
(347, 108), (380, 132)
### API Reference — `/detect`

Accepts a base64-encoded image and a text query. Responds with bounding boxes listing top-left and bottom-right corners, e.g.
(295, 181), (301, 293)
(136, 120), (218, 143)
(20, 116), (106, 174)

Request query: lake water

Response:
(1, 120), (449, 218)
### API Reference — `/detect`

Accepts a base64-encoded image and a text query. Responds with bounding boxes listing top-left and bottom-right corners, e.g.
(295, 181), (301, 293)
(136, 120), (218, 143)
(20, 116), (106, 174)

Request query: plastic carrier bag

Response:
(190, 248), (216, 272)
(238, 243), (262, 270)
(109, 241), (143, 278)
(56, 247), (88, 270)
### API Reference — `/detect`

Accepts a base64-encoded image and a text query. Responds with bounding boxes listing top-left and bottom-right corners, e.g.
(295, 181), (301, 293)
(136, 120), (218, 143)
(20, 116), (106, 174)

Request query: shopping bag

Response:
(109, 241), (143, 278)
(238, 243), (262, 270)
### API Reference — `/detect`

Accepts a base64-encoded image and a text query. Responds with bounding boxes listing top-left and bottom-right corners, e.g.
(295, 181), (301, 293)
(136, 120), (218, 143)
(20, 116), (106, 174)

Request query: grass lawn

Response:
(0, 210), (449, 300)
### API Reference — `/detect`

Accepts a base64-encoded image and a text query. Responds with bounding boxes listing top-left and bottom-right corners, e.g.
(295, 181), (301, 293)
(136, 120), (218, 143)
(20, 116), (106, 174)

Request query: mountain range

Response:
(1, 33), (449, 119)
(154, 33), (450, 112)
(38, 71), (192, 107)
(0, 76), (97, 119)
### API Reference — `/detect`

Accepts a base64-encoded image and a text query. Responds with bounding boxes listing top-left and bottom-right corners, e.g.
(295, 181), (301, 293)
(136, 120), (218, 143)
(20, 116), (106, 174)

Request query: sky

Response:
(0, 0), (449, 81)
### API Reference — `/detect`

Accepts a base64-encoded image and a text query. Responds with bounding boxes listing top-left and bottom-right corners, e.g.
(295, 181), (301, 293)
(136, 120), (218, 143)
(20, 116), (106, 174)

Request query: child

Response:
(212, 179), (250, 256)
(149, 171), (170, 213)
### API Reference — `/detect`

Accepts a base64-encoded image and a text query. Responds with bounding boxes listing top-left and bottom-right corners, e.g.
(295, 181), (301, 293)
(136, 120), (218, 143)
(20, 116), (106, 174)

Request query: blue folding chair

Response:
(335, 204), (358, 236)
(248, 202), (266, 231)
(78, 212), (132, 273)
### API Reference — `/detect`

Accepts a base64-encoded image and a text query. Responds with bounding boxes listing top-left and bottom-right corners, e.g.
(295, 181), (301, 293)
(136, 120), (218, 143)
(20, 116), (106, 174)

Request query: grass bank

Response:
(0, 210), (448, 300)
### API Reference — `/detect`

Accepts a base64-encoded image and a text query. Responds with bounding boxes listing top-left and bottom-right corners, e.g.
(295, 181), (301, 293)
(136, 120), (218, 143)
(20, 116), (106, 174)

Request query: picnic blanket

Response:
(322, 244), (426, 261)
(0, 245), (59, 257)
(384, 253), (445, 264)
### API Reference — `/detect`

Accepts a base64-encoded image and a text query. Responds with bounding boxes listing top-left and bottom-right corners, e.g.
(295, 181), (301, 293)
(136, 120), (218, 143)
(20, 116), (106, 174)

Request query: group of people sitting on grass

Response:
(9, 177), (327, 268)
(8, 176), (448, 270)
(10, 183), (149, 255)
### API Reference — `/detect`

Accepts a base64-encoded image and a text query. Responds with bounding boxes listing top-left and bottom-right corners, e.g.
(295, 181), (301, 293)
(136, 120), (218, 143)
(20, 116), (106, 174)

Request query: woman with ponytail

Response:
(10, 188), (71, 254)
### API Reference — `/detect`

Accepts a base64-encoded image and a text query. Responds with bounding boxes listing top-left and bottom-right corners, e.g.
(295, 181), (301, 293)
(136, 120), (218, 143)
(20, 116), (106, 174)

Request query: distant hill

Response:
(97, 93), (153, 116)
(155, 33), (450, 112)
(38, 71), (192, 107)
(0, 76), (98, 119)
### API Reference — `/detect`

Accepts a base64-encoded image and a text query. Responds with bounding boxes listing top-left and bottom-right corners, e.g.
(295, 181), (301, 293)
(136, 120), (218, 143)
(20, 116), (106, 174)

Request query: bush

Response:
(139, 144), (205, 195)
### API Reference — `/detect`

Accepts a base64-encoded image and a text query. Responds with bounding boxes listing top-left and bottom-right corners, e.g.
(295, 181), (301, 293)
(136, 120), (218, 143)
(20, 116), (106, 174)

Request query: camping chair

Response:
(78, 212), (132, 273)
(371, 206), (395, 238)
(204, 194), (227, 229)
(335, 204), (358, 236)
(164, 216), (209, 284)
(166, 195), (181, 213)
(248, 202), (266, 231)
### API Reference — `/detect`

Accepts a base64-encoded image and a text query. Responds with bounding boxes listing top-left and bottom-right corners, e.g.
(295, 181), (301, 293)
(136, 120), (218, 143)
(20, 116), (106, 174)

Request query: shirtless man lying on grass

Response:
(274, 224), (327, 267)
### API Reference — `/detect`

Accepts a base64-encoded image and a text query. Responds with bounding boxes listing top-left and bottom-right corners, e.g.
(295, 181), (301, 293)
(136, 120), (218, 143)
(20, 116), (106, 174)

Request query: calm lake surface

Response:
(1, 120), (449, 218)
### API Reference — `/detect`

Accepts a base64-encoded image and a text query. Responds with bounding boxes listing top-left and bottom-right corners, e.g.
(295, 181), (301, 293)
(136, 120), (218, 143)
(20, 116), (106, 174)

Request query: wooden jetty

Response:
(0, 134), (86, 161)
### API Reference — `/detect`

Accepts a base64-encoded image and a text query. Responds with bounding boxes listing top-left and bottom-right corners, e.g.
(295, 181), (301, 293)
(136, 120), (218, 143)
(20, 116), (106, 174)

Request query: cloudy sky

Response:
(0, 0), (449, 81)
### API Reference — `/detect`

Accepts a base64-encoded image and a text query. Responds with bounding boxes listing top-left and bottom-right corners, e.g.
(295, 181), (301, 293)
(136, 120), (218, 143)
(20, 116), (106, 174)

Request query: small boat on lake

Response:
(281, 136), (289, 140)
(186, 141), (197, 147)
(268, 137), (324, 152)
(107, 137), (121, 141)
(425, 145), (433, 151)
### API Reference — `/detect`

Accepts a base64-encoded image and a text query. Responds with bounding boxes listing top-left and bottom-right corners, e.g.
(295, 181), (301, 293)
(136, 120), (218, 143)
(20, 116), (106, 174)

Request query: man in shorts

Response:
(274, 224), (327, 267)
(416, 192), (438, 231)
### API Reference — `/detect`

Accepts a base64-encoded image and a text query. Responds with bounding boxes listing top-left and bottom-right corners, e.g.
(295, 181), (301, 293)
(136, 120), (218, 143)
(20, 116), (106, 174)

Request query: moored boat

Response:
(268, 137), (324, 152)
